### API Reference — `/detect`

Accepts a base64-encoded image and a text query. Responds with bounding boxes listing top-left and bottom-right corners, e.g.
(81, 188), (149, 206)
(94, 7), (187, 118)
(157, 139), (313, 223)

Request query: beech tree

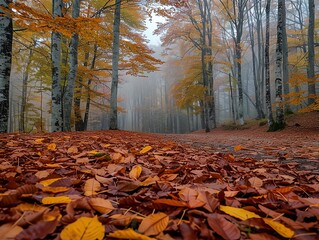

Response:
(0, 0), (13, 133)
(265, 0), (274, 128)
(307, 0), (316, 105)
(63, 0), (80, 131)
(109, 0), (121, 130)
(273, 0), (285, 130)
(51, 0), (63, 132)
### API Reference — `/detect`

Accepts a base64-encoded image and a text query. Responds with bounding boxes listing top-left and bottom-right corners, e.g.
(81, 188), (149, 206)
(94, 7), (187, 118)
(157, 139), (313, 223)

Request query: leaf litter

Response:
(0, 129), (319, 239)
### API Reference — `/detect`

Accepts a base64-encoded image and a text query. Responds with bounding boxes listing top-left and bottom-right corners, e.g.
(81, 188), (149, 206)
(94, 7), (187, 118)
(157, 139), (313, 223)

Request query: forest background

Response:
(0, 0), (318, 134)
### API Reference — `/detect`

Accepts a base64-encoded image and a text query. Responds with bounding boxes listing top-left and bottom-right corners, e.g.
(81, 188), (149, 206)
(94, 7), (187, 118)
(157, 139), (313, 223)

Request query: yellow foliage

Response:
(60, 216), (105, 240)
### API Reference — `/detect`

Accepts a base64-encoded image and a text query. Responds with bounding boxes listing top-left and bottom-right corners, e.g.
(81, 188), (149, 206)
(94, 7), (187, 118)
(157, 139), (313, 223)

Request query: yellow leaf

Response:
(42, 196), (71, 205)
(42, 186), (70, 193)
(39, 178), (62, 187)
(60, 216), (105, 240)
(34, 138), (44, 144)
(138, 212), (169, 236)
(263, 218), (295, 238)
(47, 143), (57, 151)
(84, 178), (101, 196)
(129, 165), (143, 180)
(234, 145), (242, 151)
(88, 198), (115, 214)
(219, 205), (261, 220)
(14, 203), (48, 212)
(0, 223), (23, 240)
(140, 146), (152, 154)
(108, 228), (156, 240)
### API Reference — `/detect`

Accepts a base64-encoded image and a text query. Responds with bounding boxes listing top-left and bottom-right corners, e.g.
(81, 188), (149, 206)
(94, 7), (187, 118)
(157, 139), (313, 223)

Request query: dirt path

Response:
(161, 122), (319, 171)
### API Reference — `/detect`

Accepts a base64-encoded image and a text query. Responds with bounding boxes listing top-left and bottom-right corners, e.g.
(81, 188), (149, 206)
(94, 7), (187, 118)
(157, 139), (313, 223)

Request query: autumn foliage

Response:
(1, 130), (319, 239)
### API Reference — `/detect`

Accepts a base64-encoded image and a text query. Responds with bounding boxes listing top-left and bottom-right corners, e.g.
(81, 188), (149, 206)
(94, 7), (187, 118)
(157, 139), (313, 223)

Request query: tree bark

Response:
(109, 0), (121, 130)
(274, 0), (285, 129)
(307, 0), (316, 105)
(63, 0), (80, 131)
(0, 0), (13, 133)
(282, 0), (290, 112)
(265, 0), (274, 128)
(51, 0), (63, 132)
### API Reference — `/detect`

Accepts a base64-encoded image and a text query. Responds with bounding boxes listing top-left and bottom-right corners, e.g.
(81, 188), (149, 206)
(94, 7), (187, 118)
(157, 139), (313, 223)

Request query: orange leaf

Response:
(234, 145), (242, 151)
(88, 198), (115, 214)
(84, 178), (101, 196)
(47, 143), (57, 151)
(138, 212), (169, 236)
(153, 198), (188, 207)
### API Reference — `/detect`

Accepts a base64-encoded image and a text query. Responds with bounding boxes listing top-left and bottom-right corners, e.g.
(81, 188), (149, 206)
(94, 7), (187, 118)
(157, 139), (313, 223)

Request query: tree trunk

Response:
(265, 0), (274, 128)
(282, 0), (290, 113)
(19, 46), (34, 132)
(51, 0), (63, 132)
(307, 0), (316, 105)
(63, 0), (80, 131)
(109, 0), (121, 130)
(274, 0), (285, 129)
(0, 0), (13, 133)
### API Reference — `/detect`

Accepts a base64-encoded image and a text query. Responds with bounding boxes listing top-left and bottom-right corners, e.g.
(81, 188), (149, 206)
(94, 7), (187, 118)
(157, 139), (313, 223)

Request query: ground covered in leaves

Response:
(0, 113), (319, 240)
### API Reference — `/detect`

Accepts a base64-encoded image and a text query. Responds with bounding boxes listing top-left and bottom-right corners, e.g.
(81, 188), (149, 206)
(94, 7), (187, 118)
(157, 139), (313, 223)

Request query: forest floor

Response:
(0, 112), (319, 239)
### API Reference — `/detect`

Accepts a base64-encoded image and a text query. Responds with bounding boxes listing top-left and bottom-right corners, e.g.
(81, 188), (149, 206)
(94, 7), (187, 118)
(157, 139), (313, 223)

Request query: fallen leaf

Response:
(42, 196), (71, 205)
(88, 198), (115, 214)
(207, 213), (240, 240)
(84, 178), (101, 196)
(0, 223), (23, 240)
(108, 228), (156, 240)
(60, 216), (104, 240)
(219, 205), (261, 220)
(138, 212), (169, 236)
(129, 165), (143, 180)
(263, 218), (295, 238)
(140, 146), (153, 154)
(47, 143), (57, 151)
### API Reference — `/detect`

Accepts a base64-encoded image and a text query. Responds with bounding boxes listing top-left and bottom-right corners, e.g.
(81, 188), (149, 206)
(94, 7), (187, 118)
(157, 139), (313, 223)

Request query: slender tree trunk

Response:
(265, 0), (274, 128)
(229, 73), (236, 124)
(0, 0), (13, 133)
(109, 0), (121, 130)
(307, 0), (316, 105)
(83, 43), (98, 130)
(274, 0), (285, 129)
(63, 0), (80, 131)
(51, 0), (63, 132)
(19, 46), (34, 132)
(282, 0), (290, 113)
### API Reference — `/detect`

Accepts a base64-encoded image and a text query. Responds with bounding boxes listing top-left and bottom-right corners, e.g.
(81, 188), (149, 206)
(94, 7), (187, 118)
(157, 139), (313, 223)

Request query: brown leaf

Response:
(207, 213), (240, 240)
(179, 187), (198, 201)
(16, 218), (59, 240)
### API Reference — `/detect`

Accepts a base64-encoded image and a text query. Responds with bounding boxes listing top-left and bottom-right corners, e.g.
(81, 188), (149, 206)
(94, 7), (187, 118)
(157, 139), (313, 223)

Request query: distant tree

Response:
(51, 0), (63, 132)
(63, 0), (80, 131)
(307, 0), (316, 105)
(109, 0), (121, 130)
(0, 0), (13, 133)
(273, 0), (285, 130)
(265, 0), (274, 128)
